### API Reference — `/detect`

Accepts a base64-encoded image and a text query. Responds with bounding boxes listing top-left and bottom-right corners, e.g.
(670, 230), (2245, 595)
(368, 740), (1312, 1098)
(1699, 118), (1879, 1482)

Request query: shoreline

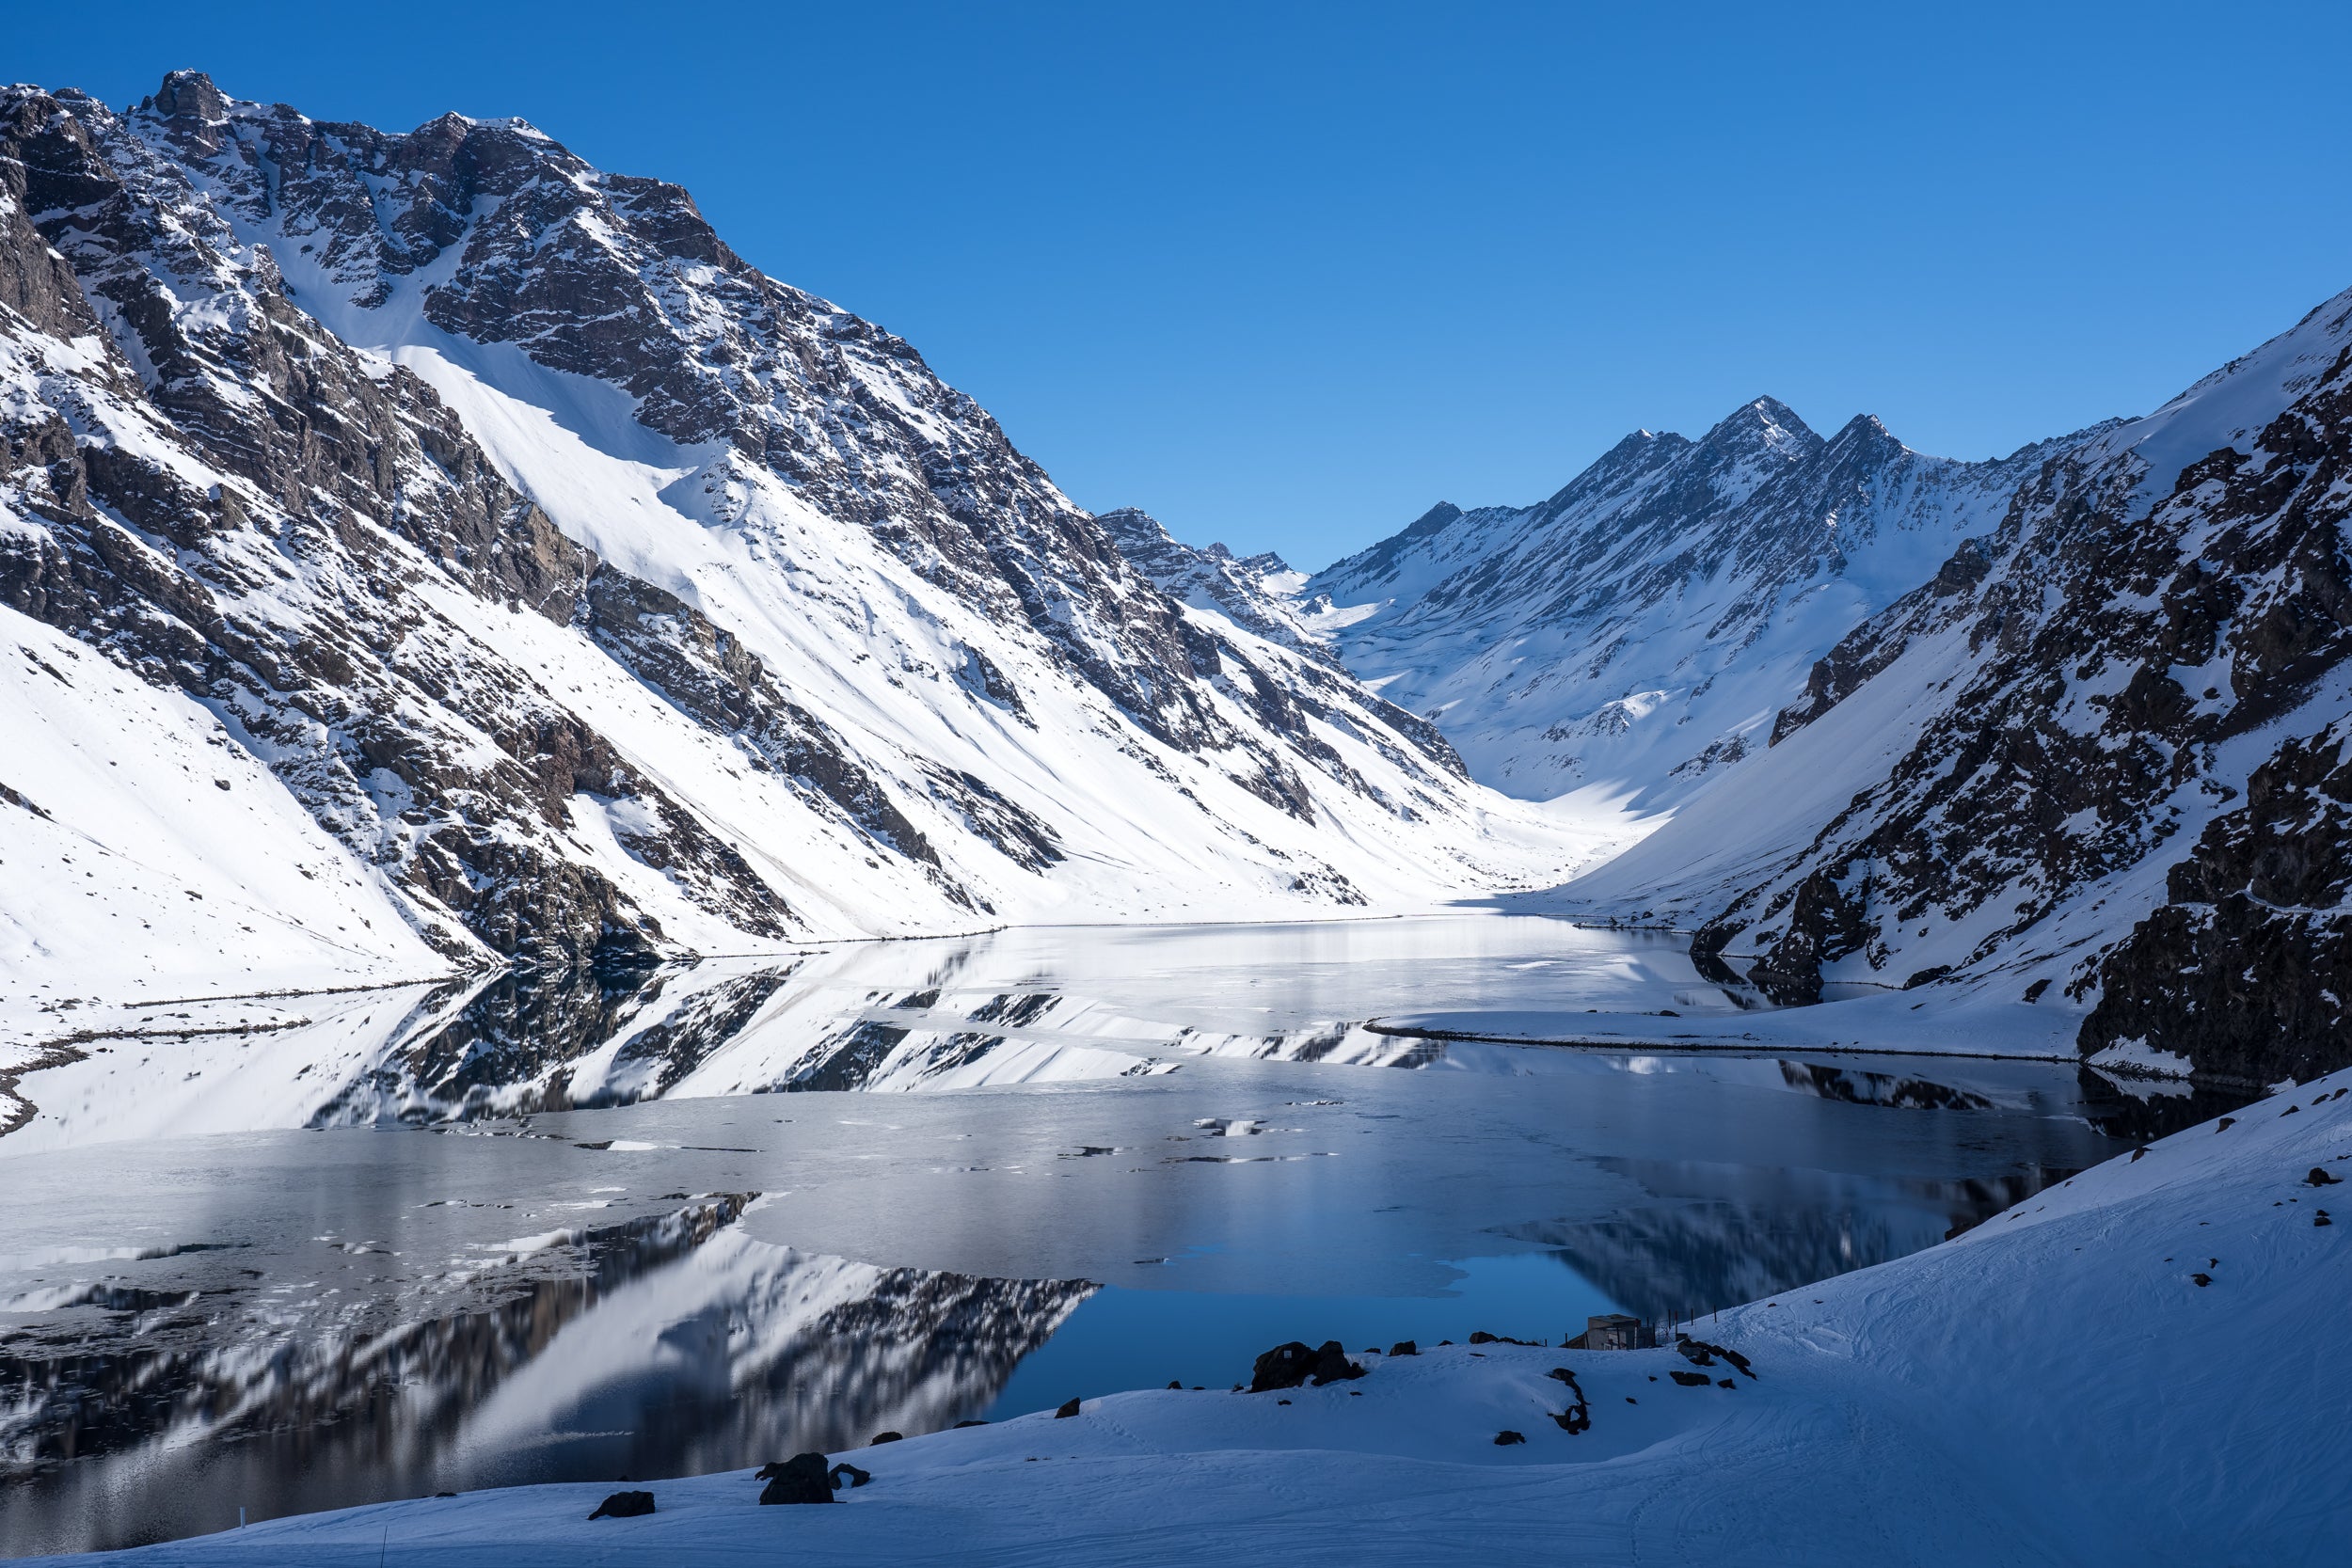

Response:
(24, 1062), (2343, 1565)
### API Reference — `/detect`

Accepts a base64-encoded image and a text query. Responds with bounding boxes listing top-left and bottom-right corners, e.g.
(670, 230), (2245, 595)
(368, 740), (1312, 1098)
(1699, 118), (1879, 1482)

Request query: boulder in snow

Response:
(1248, 1339), (1364, 1391)
(587, 1490), (655, 1520)
(756, 1454), (837, 1505)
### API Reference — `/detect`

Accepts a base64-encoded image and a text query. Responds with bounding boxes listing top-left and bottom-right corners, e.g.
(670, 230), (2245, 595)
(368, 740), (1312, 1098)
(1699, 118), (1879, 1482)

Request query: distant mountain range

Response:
(1302, 399), (2100, 810)
(1568, 292), (2352, 1088)
(1244, 293), (2352, 1087)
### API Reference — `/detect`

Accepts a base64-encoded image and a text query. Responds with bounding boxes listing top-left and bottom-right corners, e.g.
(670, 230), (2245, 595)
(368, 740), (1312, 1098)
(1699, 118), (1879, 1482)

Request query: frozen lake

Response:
(0, 917), (2239, 1555)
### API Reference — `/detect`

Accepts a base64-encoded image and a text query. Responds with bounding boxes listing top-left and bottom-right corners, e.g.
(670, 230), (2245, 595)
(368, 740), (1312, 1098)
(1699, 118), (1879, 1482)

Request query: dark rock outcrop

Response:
(1547, 1366), (1592, 1434)
(2082, 721), (2352, 1087)
(588, 1490), (655, 1519)
(1248, 1339), (1364, 1392)
(756, 1453), (837, 1505)
(1675, 1337), (1755, 1378)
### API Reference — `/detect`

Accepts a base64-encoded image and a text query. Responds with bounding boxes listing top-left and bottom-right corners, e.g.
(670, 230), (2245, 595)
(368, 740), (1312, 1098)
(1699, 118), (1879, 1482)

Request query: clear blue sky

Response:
(15, 1), (2352, 569)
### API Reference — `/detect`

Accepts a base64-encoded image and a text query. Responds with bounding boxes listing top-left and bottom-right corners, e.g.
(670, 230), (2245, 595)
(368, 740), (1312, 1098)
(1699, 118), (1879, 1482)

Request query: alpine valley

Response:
(6, 65), (2351, 1568)
(8, 68), (2352, 1104)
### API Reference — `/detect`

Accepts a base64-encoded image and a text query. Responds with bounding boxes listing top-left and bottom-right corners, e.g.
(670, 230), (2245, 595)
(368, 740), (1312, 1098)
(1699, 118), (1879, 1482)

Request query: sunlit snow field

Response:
(0, 917), (2241, 1555)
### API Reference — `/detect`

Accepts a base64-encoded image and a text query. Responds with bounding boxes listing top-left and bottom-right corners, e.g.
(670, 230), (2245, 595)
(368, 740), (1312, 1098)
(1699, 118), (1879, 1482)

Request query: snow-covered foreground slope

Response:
(49, 1065), (2348, 1566)
(0, 71), (1612, 1003)
(1304, 400), (2095, 809)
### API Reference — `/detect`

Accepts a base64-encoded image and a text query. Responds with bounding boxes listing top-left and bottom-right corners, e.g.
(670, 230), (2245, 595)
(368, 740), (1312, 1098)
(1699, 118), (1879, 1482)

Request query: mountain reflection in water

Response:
(8, 919), (2253, 1155)
(1503, 1161), (2063, 1323)
(0, 921), (1781, 1148)
(0, 1196), (1094, 1556)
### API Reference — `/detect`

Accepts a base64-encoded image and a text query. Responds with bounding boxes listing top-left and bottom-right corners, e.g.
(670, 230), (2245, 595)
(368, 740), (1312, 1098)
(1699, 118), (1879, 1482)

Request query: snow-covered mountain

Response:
(1307, 399), (2098, 808)
(1094, 507), (1331, 660)
(1266, 286), (2352, 1090)
(1565, 287), (2352, 1088)
(0, 72), (1604, 995)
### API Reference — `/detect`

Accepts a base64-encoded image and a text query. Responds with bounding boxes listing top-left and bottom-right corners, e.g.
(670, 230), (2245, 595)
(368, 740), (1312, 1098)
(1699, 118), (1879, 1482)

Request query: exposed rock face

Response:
(0, 85), (791, 965)
(574, 567), (953, 889)
(2081, 721), (2352, 1087)
(1309, 398), (2096, 805)
(1095, 508), (1331, 662)
(1, 72), (1550, 978)
(118, 74), (1430, 777)
(1578, 288), (2352, 1085)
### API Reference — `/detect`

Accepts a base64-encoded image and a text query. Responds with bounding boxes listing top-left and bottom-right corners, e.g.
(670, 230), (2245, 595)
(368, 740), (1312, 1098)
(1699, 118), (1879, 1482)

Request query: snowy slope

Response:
(0, 71), (1611, 1007)
(51, 1067), (2349, 1566)
(0, 607), (437, 997)
(1305, 401), (2097, 809)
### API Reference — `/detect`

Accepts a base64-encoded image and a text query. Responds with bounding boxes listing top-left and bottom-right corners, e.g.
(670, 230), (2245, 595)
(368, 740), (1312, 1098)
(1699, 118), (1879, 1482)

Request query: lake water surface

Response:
(0, 917), (2240, 1556)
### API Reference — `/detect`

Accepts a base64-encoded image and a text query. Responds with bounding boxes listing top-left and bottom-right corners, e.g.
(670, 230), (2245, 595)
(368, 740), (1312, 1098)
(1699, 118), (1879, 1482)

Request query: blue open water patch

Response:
(989, 1251), (1622, 1415)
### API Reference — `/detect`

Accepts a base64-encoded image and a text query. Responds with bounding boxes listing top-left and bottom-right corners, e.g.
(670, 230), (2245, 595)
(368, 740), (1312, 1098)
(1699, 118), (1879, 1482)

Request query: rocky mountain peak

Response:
(1598, 428), (1672, 458)
(1402, 501), (1464, 538)
(1093, 508), (1349, 672)
(1825, 410), (1900, 452)
(148, 70), (225, 125)
(1792, 413), (1912, 493)
(1307, 379), (2103, 810)
(1699, 395), (1822, 462)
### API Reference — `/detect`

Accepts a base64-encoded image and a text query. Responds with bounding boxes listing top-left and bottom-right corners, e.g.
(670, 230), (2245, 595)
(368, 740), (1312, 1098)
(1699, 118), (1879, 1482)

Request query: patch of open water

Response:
(0, 917), (2249, 1555)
